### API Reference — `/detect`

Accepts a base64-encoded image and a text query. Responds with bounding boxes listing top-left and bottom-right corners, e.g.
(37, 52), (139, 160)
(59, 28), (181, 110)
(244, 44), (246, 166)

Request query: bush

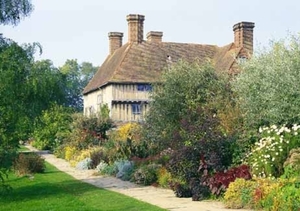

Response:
(264, 181), (300, 211)
(90, 147), (108, 169)
(62, 111), (113, 152)
(224, 178), (256, 209)
(205, 165), (252, 196)
(76, 158), (92, 170)
(283, 147), (300, 178)
(109, 123), (150, 160)
(224, 177), (300, 210)
(32, 104), (73, 151)
(133, 164), (161, 185)
(144, 60), (233, 152)
(189, 178), (210, 201)
(157, 167), (172, 188)
(13, 152), (45, 176)
(101, 163), (118, 176)
(96, 161), (108, 173)
(245, 124), (300, 178)
(115, 160), (134, 181)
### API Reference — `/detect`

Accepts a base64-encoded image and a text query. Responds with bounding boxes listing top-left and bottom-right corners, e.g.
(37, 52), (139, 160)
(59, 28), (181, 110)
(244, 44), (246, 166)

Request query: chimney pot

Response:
(126, 14), (145, 43)
(146, 31), (163, 43)
(233, 22), (255, 56)
(108, 32), (123, 55)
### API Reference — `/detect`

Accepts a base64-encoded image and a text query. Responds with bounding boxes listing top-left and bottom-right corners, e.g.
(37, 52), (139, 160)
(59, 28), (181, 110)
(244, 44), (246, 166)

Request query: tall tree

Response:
(232, 35), (300, 128)
(144, 60), (234, 150)
(0, 37), (67, 175)
(60, 59), (98, 111)
(0, 0), (33, 25)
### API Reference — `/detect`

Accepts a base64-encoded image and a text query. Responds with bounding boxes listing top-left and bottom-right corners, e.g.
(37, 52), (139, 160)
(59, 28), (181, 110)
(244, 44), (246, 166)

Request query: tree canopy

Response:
(59, 59), (98, 111)
(144, 60), (235, 150)
(0, 0), (33, 25)
(232, 35), (300, 128)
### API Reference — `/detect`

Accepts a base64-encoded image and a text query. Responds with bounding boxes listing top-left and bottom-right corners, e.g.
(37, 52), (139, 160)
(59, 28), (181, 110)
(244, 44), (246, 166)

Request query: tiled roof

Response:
(83, 41), (237, 95)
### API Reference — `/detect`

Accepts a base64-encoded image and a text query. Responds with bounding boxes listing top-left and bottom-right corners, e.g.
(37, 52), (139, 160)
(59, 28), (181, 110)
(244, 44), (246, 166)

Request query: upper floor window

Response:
(132, 104), (141, 115)
(137, 84), (152, 91)
(237, 56), (247, 64)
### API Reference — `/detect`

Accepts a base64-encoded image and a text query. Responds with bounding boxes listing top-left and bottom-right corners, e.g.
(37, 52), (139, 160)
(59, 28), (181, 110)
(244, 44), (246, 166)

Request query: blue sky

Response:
(2, 0), (300, 67)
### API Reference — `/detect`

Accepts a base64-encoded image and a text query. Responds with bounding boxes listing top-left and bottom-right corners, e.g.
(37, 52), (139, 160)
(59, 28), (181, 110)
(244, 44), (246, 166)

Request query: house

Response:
(83, 14), (254, 123)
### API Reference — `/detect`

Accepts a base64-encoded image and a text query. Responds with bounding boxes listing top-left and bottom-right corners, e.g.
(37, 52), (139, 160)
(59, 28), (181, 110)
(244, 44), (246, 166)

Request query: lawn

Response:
(0, 162), (166, 211)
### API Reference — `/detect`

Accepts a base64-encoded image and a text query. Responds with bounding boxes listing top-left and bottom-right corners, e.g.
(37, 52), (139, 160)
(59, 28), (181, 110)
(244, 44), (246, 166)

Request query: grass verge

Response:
(0, 162), (166, 211)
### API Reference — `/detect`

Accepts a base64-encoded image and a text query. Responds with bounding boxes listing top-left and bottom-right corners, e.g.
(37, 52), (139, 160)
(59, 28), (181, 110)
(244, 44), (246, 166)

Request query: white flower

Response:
(272, 157), (275, 161)
(271, 125), (277, 130)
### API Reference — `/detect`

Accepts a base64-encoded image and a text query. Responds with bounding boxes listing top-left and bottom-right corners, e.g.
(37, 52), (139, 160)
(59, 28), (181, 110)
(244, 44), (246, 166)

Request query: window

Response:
(237, 56), (247, 64)
(132, 104), (141, 115)
(137, 84), (152, 91)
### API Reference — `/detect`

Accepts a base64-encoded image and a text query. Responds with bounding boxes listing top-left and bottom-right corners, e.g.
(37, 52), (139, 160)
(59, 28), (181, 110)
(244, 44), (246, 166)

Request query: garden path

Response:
(26, 145), (252, 211)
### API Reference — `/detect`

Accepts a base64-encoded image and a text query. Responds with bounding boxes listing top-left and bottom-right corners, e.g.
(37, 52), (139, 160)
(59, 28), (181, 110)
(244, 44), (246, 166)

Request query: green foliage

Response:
(245, 124), (300, 178)
(157, 167), (172, 188)
(145, 60), (233, 151)
(90, 147), (108, 169)
(101, 162), (118, 176)
(282, 148), (300, 179)
(224, 177), (300, 210)
(32, 104), (73, 150)
(224, 178), (256, 209)
(59, 59), (98, 111)
(0, 0), (33, 25)
(109, 122), (150, 160)
(232, 35), (300, 128)
(264, 182), (300, 211)
(13, 152), (45, 176)
(61, 109), (113, 152)
(0, 37), (34, 145)
(115, 160), (134, 181)
(0, 37), (68, 157)
(133, 164), (161, 185)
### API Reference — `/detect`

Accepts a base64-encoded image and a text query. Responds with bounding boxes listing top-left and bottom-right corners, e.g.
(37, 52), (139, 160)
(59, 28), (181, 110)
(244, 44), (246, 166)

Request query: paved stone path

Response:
(26, 145), (252, 211)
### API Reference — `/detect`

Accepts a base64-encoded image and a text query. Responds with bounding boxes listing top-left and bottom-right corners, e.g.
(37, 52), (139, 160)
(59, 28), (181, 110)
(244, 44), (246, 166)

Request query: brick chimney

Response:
(126, 14), (145, 43)
(233, 22), (255, 56)
(146, 31), (163, 43)
(108, 32), (123, 55)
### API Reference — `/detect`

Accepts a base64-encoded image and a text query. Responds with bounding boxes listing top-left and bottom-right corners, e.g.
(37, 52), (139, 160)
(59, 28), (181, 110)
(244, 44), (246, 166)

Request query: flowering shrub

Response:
(64, 146), (77, 161)
(114, 123), (140, 141)
(245, 124), (300, 178)
(224, 177), (300, 210)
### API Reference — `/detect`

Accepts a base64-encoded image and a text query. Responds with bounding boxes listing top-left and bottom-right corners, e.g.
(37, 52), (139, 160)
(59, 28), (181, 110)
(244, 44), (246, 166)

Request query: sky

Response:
(2, 0), (300, 67)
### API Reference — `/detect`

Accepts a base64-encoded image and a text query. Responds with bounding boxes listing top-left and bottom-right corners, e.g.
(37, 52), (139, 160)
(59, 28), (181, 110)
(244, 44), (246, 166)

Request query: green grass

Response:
(18, 145), (30, 152)
(0, 162), (166, 211)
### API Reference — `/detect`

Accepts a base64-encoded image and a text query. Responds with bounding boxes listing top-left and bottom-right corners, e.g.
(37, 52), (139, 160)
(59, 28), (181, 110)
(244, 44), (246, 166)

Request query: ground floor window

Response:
(132, 103), (141, 115)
